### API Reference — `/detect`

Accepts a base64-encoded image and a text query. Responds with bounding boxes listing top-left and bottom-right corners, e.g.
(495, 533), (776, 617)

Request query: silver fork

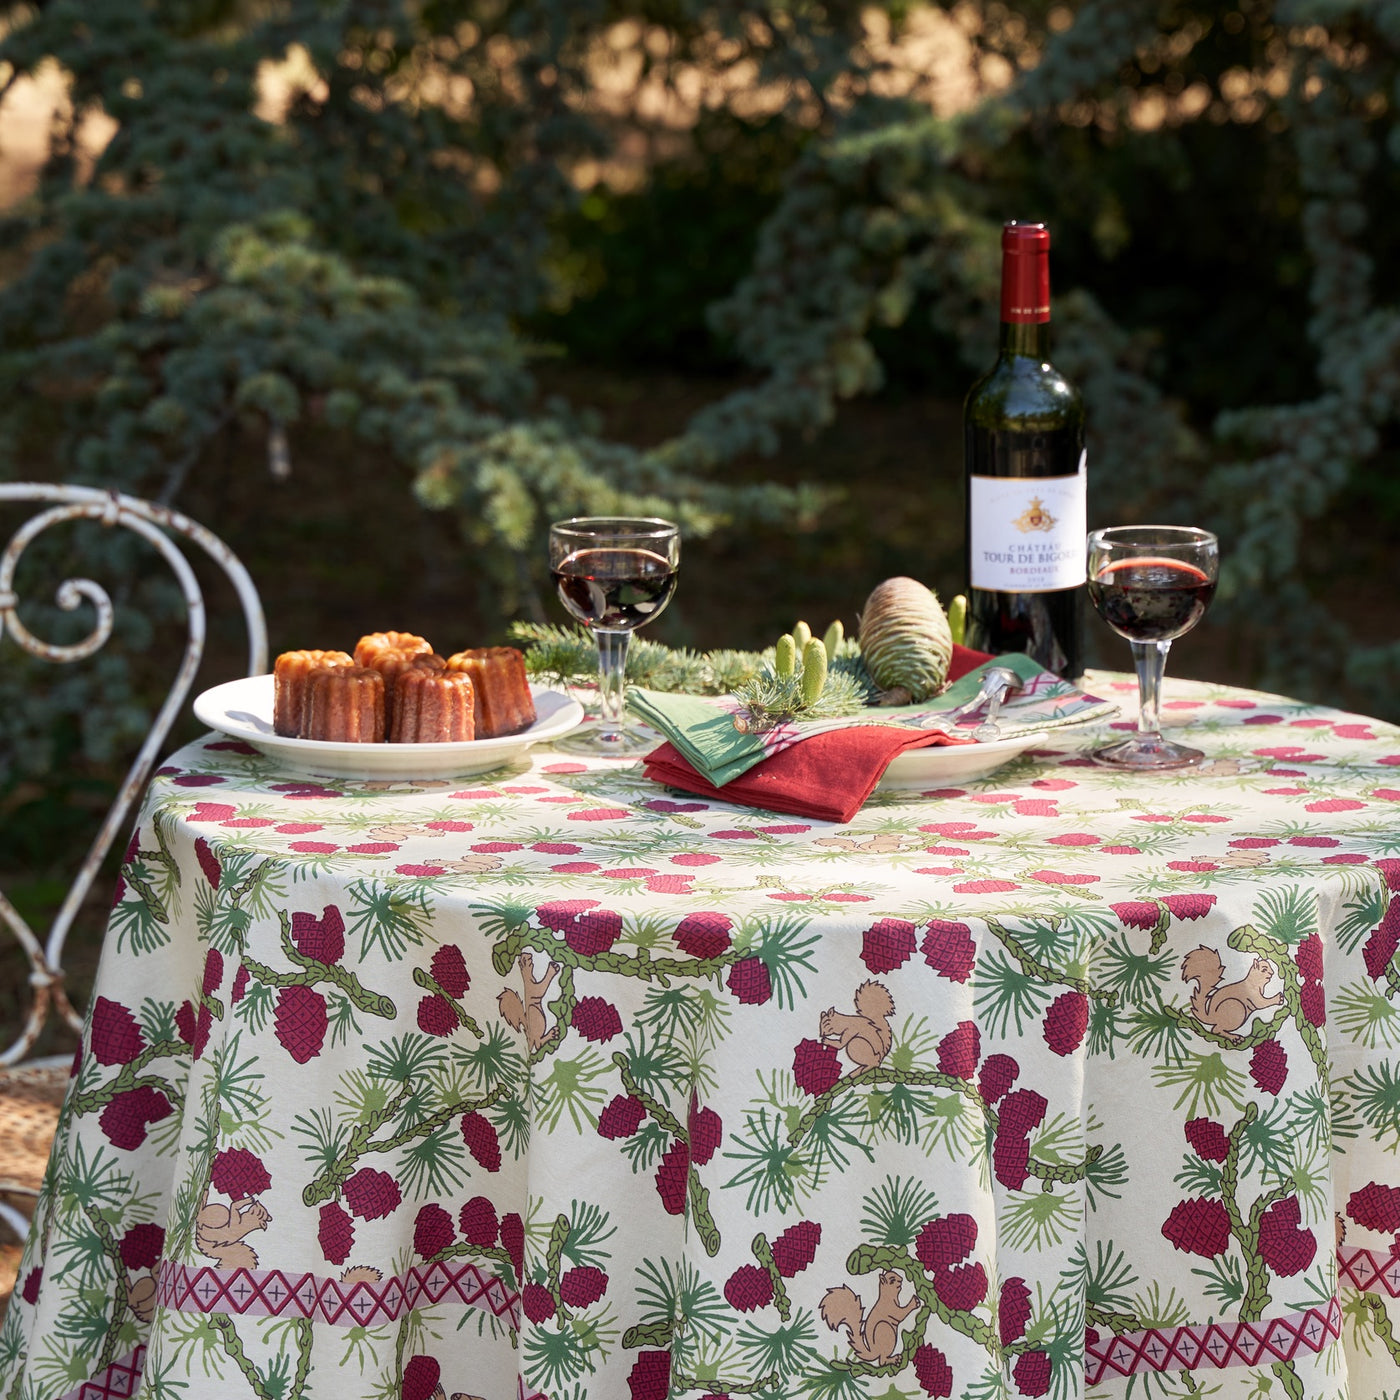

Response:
(971, 666), (1022, 741)
(926, 665), (1020, 732)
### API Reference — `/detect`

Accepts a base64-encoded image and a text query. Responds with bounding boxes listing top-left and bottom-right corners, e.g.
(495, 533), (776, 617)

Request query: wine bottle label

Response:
(969, 462), (1087, 592)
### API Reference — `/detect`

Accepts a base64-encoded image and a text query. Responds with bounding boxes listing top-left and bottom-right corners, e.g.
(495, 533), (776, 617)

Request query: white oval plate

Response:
(193, 675), (584, 780)
(877, 730), (1050, 790)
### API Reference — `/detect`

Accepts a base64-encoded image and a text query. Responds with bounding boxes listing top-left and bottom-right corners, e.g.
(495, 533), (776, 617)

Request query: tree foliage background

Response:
(3, 0), (1400, 793)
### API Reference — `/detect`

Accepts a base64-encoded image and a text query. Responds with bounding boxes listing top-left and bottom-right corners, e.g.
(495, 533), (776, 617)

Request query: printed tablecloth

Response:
(3, 672), (1400, 1400)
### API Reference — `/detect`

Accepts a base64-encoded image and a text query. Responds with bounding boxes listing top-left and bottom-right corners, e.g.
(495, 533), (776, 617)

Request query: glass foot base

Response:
(1091, 735), (1204, 771)
(551, 721), (659, 759)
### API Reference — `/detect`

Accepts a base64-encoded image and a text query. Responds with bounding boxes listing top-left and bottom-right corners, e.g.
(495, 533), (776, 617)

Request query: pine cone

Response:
(522, 1282), (556, 1323)
(565, 908), (623, 957)
(723, 1263), (773, 1312)
(934, 1260), (987, 1312)
(417, 994), (457, 1037)
(1161, 1197), (1232, 1257)
(1295, 934), (1323, 983)
(460, 1112), (502, 1172)
(175, 1001), (196, 1047)
(1110, 901), (1159, 930)
(915, 1213), (977, 1272)
(458, 1195), (500, 1248)
(537, 899), (597, 932)
(559, 1265), (609, 1307)
(19, 1269), (41, 1305)
(318, 1202), (355, 1265)
(922, 919), (976, 982)
(993, 1134), (1031, 1192)
(770, 1220), (821, 1278)
(1348, 1181), (1400, 1234)
(291, 906), (346, 966)
(191, 1003), (213, 1061)
(230, 965), (250, 1004)
(430, 943), (470, 997)
(1013, 1349), (1052, 1397)
(1161, 894), (1217, 921)
(343, 1167), (402, 1221)
(936, 1021), (981, 1080)
(1258, 1194), (1316, 1277)
(212, 1147), (272, 1197)
(999, 1276), (1032, 1345)
(597, 1094), (646, 1140)
(1041, 991), (1089, 1057)
(119, 1222), (166, 1271)
(499, 1211), (526, 1283)
(688, 1103), (722, 1165)
(1299, 980), (1326, 1027)
(572, 997), (623, 1042)
(626, 1350), (672, 1400)
(727, 956), (772, 1005)
(792, 1038), (841, 1096)
(1250, 1039), (1288, 1095)
(978, 1054), (1019, 1104)
(100, 1086), (172, 1150)
(998, 1088), (1048, 1141)
(90, 997), (147, 1067)
(654, 1141), (691, 1215)
(1365, 911), (1400, 981)
(194, 837), (222, 890)
(413, 1203), (455, 1258)
(861, 918), (917, 974)
(1184, 1119), (1230, 1163)
(913, 1344), (953, 1398)
(401, 1354), (441, 1400)
(201, 949), (225, 996)
(273, 985), (328, 1064)
(673, 911), (734, 959)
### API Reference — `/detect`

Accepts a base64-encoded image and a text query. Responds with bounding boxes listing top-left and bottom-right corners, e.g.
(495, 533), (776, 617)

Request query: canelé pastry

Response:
(273, 649), (354, 737)
(301, 666), (385, 743)
(353, 632), (433, 668)
(390, 668), (475, 743)
(445, 647), (536, 738)
(360, 648), (446, 730)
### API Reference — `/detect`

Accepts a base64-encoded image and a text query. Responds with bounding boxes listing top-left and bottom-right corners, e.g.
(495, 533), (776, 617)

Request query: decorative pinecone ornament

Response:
(999, 1276), (1032, 1344)
(1299, 979), (1326, 1026)
(564, 907), (623, 957)
(273, 985), (328, 1064)
(430, 943), (470, 996)
(460, 1112), (502, 1172)
(1013, 1349), (1052, 1397)
(522, 1283), (556, 1323)
(626, 1350), (672, 1400)
(91, 997), (148, 1067)
(1250, 1039), (1288, 1095)
(915, 1213), (977, 1272)
(978, 1054), (1020, 1104)
(1295, 934), (1324, 982)
(100, 1086), (173, 1150)
(792, 1039), (842, 1097)
(724, 1264), (774, 1312)
(998, 1088), (1048, 1141)
(913, 1344), (954, 1398)
(559, 1265), (609, 1307)
(290, 906), (346, 965)
(413, 1204), (455, 1258)
(417, 995), (457, 1037)
(119, 1223), (166, 1271)
(458, 1195), (500, 1247)
(1348, 1181), (1400, 1234)
(597, 1095), (647, 1140)
(726, 957), (772, 1005)
(343, 1167), (402, 1221)
(401, 1355), (441, 1400)
(673, 911), (734, 959)
(936, 1021), (981, 1080)
(770, 1220), (821, 1278)
(212, 1147), (272, 1197)
(1161, 893), (1217, 921)
(499, 1212), (526, 1282)
(1161, 1197), (1232, 1258)
(1184, 1119), (1230, 1163)
(922, 920), (976, 982)
(572, 997), (623, 1042)
(1041, 991), (1089, 1056)
(318, 1202), (355, 1265)
(933, 1261), (988, 1312)
(858, 577), (953, 703)
(654, 1141), (690, 1215)
(688, 1102), (723, 1165)
(1257, 1194), (1316, 1277)
(862, 918), (917, 974)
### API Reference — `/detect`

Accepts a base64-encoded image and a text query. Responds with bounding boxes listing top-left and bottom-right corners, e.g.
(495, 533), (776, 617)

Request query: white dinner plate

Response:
(193, 675), (585, 780)
(877, 730), (1050, 790)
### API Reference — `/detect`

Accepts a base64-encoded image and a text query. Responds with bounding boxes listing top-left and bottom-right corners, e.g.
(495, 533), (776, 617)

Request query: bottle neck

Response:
(998, 319), (1050, 361)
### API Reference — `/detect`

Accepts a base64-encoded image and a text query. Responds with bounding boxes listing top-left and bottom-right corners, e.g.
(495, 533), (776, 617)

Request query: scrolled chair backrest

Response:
(0, 483), (267, 1066)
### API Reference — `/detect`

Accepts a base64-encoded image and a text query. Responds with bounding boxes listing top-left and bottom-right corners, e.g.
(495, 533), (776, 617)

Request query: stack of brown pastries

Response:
(273, 631), (536, 744)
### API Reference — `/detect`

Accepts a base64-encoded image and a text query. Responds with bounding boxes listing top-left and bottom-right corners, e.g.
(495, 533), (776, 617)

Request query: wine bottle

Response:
(963, 221), (1086, 679)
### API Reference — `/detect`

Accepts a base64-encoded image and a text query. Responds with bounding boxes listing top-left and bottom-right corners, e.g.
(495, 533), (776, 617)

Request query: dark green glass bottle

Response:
(964, 222), (1086, 679)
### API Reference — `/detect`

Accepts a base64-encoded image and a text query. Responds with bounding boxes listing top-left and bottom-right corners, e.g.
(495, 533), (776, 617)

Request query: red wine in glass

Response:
(1088, 557), (1216, 643)
(551, 548), (678, 630)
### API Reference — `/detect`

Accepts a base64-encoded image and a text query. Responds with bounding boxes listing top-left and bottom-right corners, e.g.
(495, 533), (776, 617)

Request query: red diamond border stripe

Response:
(157, 1257), (521, 1331)
(52, 1346), (146, 1400)
(1085, 1298), (1341, 1386)
(1339, 1243), (1400, 1296)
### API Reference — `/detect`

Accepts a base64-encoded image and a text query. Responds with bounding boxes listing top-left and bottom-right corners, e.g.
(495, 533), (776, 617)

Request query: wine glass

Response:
(1086, 525), (1219, 770)
(548, 516), (680, 756)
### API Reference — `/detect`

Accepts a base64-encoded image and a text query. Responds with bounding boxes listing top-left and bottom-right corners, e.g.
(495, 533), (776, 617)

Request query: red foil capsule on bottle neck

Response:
(1000, 221), (1050, 324)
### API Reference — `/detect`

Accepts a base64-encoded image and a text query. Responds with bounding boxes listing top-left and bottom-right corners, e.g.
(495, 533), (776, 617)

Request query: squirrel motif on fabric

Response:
(1181, 946), (1283, 1036)
(819, 980), (895, 1070)
(819, 1270), (918, 1363)
(498, 953), (559, 1052)
(195, 1191), (272, 1270)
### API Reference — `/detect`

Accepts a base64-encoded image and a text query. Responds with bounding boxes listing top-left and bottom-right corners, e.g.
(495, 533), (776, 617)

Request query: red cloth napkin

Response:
(641, 644), (993, 823)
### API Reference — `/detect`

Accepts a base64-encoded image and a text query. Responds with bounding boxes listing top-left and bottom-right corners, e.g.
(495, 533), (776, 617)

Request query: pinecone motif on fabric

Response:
(1299, 979), (1326, 1027)
(861, 918), (917, 974)
(999, 1276), (1032, 1345)
(416, 995), (457, 1037)
(413, 1204), (455, 1258)
(922, 919), (976, 982)
(175, 1001), (197, 1047)
(212, 1147), (271, 1197)
(1250, 1039), (1288, 1095)
(1110, 901), (1160, 930)
(912, 1344), (954, 1398)
(343, 1167), (402, 1221)
(1013, 1350), (1052, 1398)
(1184, 1119), (1230, 1163)
(993, 1134), (1030, 1191)
(19, 1269), (41, 1305)
(119, 1223), (166, 1271)
(936, 1021), (981, 1080)
(1041, 991), (1089, 1056)
(459, 1195), (500, 1247)
(597, 1094), (647, 1140)
(654, 1140), (691, 1215)
(200, 949), (224, 998)
(564, 907), (623, 957)
(770, 1220), (821, 1278)
(194, 837), (222, 890)
(290, 906), (346, 966)
(273, 985), (328, 1063)
(572, 996), (623, 1042)
(100, 1086), (173, 1150)
(1364, 900), (1400, 981)
(915, 1213), (977, 1272)
(460, 1112), (502, 1172)
(522, 1282), (556, 1323)
(934, 1261), (988, 1312)
(318, 1202), (355, 1265)
(1161, 893), (1217, 921)
(1162, 1197), (1232, 1257)
(560, 1265), (609, 1307)
(626, 1350), (672, 1400)
(723, 1263), (773, 1312)
(673, 911), (734, 959)
(688, 1101), (722, 1165)
(793, 1038), (841, 1096)
(978, 1053), (1019, 1105)
(537, 899), (598, 932)
(190, 1003), (214, 1061)
(230, 965), (250, 1004)
(430, 944), (470, 996)
(90, 997), (148, 1067)
(1295, 933), (1324, 983)
(998, 1088), (1048, 1140)
(1348, 1181), (1400, 1234)
(727, 956), (772, 1005)
(401, 1354), (441, 1400)
(499, 1211), (526, 1284)
(1257, 1194), (1316, 1277)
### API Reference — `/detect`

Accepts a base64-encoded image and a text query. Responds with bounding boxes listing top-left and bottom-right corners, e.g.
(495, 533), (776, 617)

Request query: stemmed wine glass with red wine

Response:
(1086, 525), (1219, 770)
(548, 517), (680, 756)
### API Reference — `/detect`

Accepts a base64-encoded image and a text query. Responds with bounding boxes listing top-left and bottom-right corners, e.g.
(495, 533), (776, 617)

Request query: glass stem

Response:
(595, 629), (630, 738)
(1132, 639), (1170, 740)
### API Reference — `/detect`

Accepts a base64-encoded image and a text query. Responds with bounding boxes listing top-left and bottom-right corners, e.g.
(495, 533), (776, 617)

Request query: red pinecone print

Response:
(727, 956), (772, 1005)
(460, 1111), (502, 1172)
(401, 1354), (441, 1400)
(201, 948), (224, 996)
(597, 1094), (647, 1140)
(572, 996), (623, 1042)
(290, 906), (346, 966)
(688, 1102), (722, 1165)
(1379, 859), (1400, 891)
(1162, 1197), (1232, 1257)
(1161, 893), (1217, 921)
(343, 1167), (401, 1221)
(191, 1003), (213, 1061)
(499, 1211), (526, 1283)
(413, 1203), (455, 1257)
(459, 1195), (499, 1247)
(99, 1086), (172, 1150)
(318, 1202), (355, 1265)
(212, 1147), (271, 1197)
(994, 1132), (1031, 1191)
(673, 911), (734, 959)
(999, 1276), (1032, 1344)
(937, 1021), (981, 1080)
(175, 1001), (196, 1046)
(862, 918), (917, 974)
(915, 1213), (977, 1272)
(119, 1222), (166, 1271)
(194, 837), (222, 889)
(1250, 1039), (1288, 1095)
(1258, 1194), (1316, 1277)
(1295, 934), (1323, 983)
(922, 919), (976, 982)
(537, 898), (598, 932)
(1013, 1349), (1052, 1397)
(90, 997), (147, 1067)
(111, 875), (127, 907)
(564, 907), (623, 957)
(430, 943), (470, 996)
(1185, 1118), (1230, 1163)
(724, 1263), (774, 1312)
(934, 1260), (987, 1312)
(793, 1038), (841, 1096)
(978, 1053), (1019, 1104)
(522, 1282), (556, 1323)
(655, 1140), (691, 1215)
(1364, 900), (1400, 981)
(231, 965), (250, 1004)
(417, 994), (457, 1037)
(1348, 1181), (1400, 1234)
(770, 1220), (821, 1277)
(999, 1088), (1048, 1140)
(1111, 901), (1159, 930)
(627, 1350), (672, 1400)
(273, 985), (328, 1063)
(560, 1265), (609, 1307)
(1299, 979), (1326, 1027)
(19, 1268), (41, 1305)
(913, 1344), (953, 1397)
(1042, 991), (1089, 1056)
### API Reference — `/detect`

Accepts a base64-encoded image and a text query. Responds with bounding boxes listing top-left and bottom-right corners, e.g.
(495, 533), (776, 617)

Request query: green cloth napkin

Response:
(628, 654), (1117, 788)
